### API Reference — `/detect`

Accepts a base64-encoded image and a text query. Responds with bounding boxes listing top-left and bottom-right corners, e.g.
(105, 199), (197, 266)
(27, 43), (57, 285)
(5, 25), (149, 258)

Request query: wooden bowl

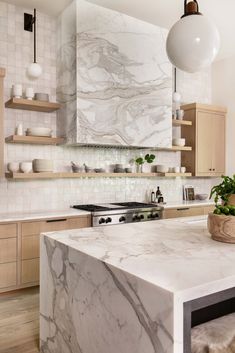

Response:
(208, 212), (235, 243)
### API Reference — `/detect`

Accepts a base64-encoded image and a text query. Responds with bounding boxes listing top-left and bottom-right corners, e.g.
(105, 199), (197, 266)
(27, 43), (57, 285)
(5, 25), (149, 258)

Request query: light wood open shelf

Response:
(5, 172), (192, 180)
(5, 135), (65, 146)
(172, 119), (192, 126)
(5, 98), (61, 113)
(155, 146), (192, 152)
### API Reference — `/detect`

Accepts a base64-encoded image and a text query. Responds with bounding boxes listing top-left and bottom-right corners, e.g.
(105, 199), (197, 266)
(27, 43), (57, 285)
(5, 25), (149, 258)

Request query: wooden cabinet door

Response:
(196, 112), (213, 175)
(212, 114), (225, 175)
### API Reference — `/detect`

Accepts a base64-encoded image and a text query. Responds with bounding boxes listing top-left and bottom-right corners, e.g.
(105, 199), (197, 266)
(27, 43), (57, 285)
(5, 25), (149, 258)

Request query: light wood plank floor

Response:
(0, 287), (39, 353)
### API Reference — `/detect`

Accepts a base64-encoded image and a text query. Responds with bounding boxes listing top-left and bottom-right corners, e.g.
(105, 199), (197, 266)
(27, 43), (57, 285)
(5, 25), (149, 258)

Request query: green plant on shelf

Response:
(135, 154), (155, 173)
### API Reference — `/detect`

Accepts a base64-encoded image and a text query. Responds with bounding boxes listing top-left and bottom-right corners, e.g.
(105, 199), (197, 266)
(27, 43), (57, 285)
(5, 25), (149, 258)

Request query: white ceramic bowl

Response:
(156, 165), (169, 173)
(33, 159), (53, 172)
(20, 162), (32, 173)
(172, 138), (186, 147)
(7, 162), (19, 173)
(26, 127), (52, 137)
(196, 194), (208, 200)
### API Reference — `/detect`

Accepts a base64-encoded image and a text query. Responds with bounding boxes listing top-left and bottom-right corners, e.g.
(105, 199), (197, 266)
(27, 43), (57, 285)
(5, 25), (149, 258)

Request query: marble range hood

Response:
(57, 0), (172, 148)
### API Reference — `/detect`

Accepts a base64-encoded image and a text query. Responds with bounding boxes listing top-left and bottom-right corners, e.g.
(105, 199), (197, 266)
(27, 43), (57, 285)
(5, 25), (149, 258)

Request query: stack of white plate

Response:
(26, 127), (52, 137)
(33, 159), (53, 173)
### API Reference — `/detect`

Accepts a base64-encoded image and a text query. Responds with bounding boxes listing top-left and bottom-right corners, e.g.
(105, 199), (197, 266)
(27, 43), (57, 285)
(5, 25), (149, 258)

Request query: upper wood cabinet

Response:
(0, 68), (6, 177)
(181, 103), (226, 177)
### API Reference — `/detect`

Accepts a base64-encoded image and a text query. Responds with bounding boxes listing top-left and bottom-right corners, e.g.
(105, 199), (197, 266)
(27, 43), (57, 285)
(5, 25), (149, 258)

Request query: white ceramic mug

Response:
(15, 123), (23, 136)
(173, 167), (180, 173)
(12, 84), (23, 98)
(25, 87), (34, 100)
(181, 167), (186, 173)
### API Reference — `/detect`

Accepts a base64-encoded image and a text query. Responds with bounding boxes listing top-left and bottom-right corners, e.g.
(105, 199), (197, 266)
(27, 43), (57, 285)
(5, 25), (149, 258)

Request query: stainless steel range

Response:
(72, 202), (163, 227)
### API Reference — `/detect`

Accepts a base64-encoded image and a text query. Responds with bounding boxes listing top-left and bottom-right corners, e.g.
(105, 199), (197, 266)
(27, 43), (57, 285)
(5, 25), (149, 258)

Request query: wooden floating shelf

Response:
(172, 119), (192, 126)
(5, 135), (65, 146)
(5, 172), (192, 180)
(156, 146), (192, 152)
(5, 98), (61, 113)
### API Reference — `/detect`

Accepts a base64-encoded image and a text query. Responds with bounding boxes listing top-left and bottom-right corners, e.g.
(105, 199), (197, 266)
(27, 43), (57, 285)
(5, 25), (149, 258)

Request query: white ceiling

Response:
(4, 0), (234, 60)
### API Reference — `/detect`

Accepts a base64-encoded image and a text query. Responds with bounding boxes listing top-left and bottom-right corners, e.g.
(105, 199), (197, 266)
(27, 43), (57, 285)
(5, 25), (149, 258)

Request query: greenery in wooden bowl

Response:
(210, 175), (235, 216)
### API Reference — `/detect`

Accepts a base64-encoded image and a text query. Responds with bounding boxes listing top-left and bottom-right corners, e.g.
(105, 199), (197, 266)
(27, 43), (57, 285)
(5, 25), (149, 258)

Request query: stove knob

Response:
(106, 217), (112, 224)
(153, 213), (159, 219)
(132, 215), (137, 221)
(99, 218), (106, 224)
(119, 216), (126, 222)
(147, 214), (152, 219)
(140, 214), (144, 220)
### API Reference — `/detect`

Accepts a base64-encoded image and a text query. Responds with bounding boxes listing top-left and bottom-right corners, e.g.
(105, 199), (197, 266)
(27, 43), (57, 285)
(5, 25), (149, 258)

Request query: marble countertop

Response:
(0, 209), (90, 223)
(44, 215), (235, 302)
(161, 199), (214, 209)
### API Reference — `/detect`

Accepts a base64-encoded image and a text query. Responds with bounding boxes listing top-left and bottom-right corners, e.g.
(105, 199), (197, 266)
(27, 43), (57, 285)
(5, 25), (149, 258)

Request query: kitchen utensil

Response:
(15, 124), (23, 136)
(7, 162), (20, 173)
(12, 84), (22, 98)
(180, 166), (186, 173)
(196, 194), (208, 200)
(26, 127), (52, 137)
(20, 162), (32, 173)
(156, 165), (169, 173)
(35, 93), (49, 102)
(25, 87), (34, 100)
(172, 138), (186, 147)
(33, 159), (53, 173)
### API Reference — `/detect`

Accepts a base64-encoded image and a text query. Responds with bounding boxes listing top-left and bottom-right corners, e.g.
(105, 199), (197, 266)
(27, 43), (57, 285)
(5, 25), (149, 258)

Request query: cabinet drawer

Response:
(163, 207), (204, 219)
(22, 216), (90, 236)
(22, 235), (39, 260)
(21, 259), (39, 284)
(0, 238), (17, 264)
(0, 223), (17, 239)
(0, 262), (17, 289)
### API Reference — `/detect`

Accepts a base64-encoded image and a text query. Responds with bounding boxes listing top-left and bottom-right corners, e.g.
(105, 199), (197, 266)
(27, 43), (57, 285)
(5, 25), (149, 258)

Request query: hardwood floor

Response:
(0, 287), (39, 353)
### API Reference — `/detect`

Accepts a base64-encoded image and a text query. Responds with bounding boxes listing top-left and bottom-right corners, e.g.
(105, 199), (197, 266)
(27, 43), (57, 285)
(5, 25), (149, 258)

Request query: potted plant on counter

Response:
(135, 154), (155, 173)
(208, 175), (235, 243)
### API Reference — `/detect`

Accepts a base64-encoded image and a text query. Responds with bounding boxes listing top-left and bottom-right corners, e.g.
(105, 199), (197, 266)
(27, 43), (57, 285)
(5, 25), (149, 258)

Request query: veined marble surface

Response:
(57, 0), (172, 147)
(40, 216), (235, 353)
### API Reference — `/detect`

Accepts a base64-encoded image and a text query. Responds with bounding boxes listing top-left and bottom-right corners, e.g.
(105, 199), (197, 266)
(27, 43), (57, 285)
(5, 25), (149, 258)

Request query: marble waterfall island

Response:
(40, 217), (235, 353)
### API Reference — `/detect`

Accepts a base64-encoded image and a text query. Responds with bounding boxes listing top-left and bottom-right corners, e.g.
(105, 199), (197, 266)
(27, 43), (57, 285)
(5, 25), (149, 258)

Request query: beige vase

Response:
(228, 194), (235, 206)
(208, 213), (235, 243)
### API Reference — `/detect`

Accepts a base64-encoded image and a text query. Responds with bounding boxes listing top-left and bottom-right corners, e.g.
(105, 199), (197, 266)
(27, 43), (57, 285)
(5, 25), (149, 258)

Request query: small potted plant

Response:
(208, 175), (235, 243)
(135, 154), (155, 173)
(210, 175), (235, 207)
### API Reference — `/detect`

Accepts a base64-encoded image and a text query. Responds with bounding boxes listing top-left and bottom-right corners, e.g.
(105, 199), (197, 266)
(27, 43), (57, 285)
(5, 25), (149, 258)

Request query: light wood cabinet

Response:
(0, 215), (91, 293)
(181, 103), (226, 177)
(163, 205), (214, 219)
(20, 215), (91, 286)
(0, 223), (18, 290)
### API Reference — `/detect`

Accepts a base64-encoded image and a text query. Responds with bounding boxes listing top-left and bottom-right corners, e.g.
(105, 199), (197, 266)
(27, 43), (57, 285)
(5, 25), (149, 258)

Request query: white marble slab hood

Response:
(57, 0), (172, 148)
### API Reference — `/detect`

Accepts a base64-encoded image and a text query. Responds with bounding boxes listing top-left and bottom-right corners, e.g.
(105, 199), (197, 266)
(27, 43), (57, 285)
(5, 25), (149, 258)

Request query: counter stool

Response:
(191, 313), (235, 353)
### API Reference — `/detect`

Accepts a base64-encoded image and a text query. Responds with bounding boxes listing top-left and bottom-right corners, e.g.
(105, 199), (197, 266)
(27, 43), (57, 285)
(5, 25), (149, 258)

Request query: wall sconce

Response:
(24, 8), (42, 79)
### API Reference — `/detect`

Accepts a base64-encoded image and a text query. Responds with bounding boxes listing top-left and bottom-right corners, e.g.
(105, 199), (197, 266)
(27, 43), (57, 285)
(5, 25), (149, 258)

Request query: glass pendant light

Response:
(25, 9), (42, 79)
(166, 0), (220, 73)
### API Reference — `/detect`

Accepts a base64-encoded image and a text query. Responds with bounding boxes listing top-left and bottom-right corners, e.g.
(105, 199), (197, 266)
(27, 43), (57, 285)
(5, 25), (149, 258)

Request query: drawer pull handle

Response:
(46, 218), (67, 223)
(177, 208), (190, 211)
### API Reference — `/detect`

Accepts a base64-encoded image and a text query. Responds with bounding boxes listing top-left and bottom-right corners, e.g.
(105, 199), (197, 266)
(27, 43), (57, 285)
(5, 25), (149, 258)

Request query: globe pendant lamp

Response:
(25, 9), (42, 79)
(166, 0), (220, 73)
